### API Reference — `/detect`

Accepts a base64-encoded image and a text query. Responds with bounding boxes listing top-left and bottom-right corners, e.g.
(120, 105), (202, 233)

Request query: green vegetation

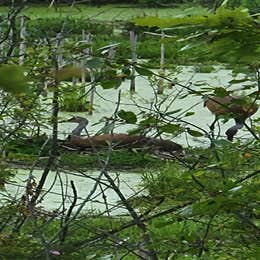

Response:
(0, 4), (208, 21)
(60, 150), (164, 169)
(0, 2), (259, 259)
(5, 137), (167, 169)
(7, 149), (167, 170)
(1, 143), (259, 259)
(21, 5), (209, 20)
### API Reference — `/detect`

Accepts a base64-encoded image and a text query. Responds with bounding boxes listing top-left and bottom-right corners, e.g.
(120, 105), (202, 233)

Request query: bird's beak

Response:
(59, 118), (72, 123)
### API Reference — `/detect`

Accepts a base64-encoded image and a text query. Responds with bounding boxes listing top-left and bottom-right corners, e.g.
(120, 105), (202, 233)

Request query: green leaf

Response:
(192, 199), (219, 215)
(54, 66), (82, 81)
(139, 116), (159, 127)
(229, 78), (249, 84)
(127, 127), (143, 135)
(154, 219), (175, 228)
(159, 123), (181, 134)
(164, 109), (182, 115)
(134, 16), (164, 28)
(86, 57), (104, 69)
(100, 79), (122, 89)
(135, 66), (153, 77)
(242, 84), (257, 90)
(117, 110), (137, 124)
(184, 112), (195, 117)
(187, 128), (204, 137)
(0, 64), (29, 94)
(98, 43), (120, 53)
(213, 87), (229, 97)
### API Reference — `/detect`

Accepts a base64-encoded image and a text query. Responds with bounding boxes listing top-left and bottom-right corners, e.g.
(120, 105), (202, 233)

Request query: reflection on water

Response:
(1, 169), (143, 215)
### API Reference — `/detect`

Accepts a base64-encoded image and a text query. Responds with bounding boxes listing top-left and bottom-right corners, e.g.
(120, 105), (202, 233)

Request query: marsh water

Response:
(3, 169), (143, 215)
(2, 67), (259, 214)
(59, 66), (258, 145)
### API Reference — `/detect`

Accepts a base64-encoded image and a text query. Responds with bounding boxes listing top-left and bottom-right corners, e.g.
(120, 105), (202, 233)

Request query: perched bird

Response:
(66, 116), (89, 136)
(204, 95), (258, 141)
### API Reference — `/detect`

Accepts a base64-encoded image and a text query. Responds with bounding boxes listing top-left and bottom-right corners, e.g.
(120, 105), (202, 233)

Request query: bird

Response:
(204, 95), (258, 141)
(62, 116), (182, 154)
(66, 116), (89, 136)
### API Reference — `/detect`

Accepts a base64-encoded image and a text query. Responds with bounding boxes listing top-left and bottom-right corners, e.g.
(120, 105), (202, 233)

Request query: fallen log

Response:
(63, 134), (182, 155)
(61, 116), (183, 156)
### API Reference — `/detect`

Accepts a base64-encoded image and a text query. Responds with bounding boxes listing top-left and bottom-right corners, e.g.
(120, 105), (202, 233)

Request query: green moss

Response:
(0, 5), (208, 21)
(6, 137), (169, 169)
(59, 150), (166, 170)
(7, 152), (37, 163)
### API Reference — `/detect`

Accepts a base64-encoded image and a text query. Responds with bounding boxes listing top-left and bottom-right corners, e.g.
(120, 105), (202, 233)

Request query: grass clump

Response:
(60, 149), (166, 170)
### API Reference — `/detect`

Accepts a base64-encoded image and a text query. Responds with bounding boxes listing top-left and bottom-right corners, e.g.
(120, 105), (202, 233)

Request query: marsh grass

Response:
(6, 137), (168, 170)
(0, 4), (208, 21)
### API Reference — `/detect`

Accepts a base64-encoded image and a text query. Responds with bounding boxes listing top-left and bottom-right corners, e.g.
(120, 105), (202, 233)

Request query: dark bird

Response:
(204, 95), (258, 141)
(66, 116), (89, 136)
(63, 116), (183, 154)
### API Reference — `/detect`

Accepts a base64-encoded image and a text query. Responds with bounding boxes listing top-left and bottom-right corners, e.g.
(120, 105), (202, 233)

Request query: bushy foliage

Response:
(2, 0), (260, 14)
(134, 7), (260, 68)
(226, 0), (260, 14)
(0, 2), (259, 259)
(26, 17), (113, 39)
(141, 142), (260, 258)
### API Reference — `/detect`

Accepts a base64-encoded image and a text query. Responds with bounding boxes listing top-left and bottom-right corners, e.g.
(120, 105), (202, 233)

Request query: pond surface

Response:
(2, 169), (143, 215)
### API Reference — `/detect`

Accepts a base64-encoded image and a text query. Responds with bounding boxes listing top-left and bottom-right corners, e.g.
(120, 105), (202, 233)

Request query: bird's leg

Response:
(208, 116), (219, 140)
(209, 116), (218, 131)
(229, 118), (260, 141)
(225, 120), (244, 141)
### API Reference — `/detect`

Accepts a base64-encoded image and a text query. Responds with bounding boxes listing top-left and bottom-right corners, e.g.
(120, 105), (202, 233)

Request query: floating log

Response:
(61, 116), (183, 155)
(63, 133), (183, 155)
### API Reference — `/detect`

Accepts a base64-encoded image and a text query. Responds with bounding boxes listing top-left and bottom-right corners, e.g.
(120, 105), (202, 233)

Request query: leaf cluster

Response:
(140, 142), (260, 258)
(134, 7), (260, 67)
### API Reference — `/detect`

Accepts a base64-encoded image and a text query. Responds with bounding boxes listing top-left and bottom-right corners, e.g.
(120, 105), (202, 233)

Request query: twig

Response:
(60, 180), (78, 242)
(235, 169), (260, 184)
